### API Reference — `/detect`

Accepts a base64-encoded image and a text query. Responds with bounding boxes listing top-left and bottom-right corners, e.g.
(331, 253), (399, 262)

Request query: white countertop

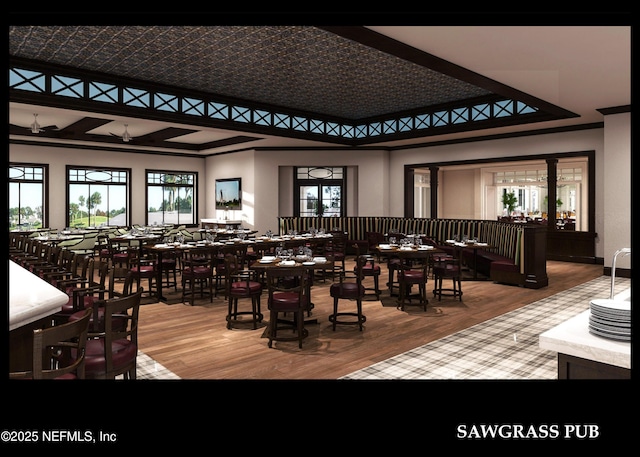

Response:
(539, 289), (631, 369)
(9, 260), (69, 331)
(201, 219), (242, 225)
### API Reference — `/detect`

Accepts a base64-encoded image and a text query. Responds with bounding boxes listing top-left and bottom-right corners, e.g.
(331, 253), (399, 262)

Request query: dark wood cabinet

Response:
(557, 353), (631, 379)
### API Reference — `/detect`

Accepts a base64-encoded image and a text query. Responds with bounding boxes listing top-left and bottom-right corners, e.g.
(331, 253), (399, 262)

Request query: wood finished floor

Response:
(133, 259), (603, 380)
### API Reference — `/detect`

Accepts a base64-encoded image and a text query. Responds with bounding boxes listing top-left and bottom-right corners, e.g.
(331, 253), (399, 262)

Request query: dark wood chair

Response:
(329, 255), (367, 331)
(214, 243), (248, 295)
(129, 248), (158, 298)
(11, 236), (40, 264)
(52, 259), (106, 325)
(326, 230), (347, 279)
(397, 259), (430, 311)
(432, 257), (463, 302)
(366, 231), (385, 261)
(95, 233), (111, 264)
(28, 245), (65, 277)
(159, 249), (179, 292)
(181, 247), (215, 305)
(67, 265), (135, 332)
(107, 237), (133, 268)
(81, 289), (143, 379)
(224, 253), (264, 329)
(9, 307), (92, 380)
(386, 253), (404, 297)
(18, 239), (50, 271)
(266, 267), (309, 349)
(353, 243), (381, 300)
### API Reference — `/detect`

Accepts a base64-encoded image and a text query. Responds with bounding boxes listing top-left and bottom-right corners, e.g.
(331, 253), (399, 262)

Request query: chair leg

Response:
(252, 297), (258, 330)
(297, 309), (304, 348)
(455, 277), (463, 301)
(268, 310), (277, 347)
(419, 283), (428, 311)
(227, 297), (234, 329)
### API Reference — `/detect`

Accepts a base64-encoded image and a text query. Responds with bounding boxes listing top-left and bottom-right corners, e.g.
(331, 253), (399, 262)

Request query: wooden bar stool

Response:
(353, 244), (381, 300)
(266, 267), (309, 348)
(181, 247), (215, 305)
(432, 258), (463, 301)
(329, 255), (367, 331)
(397, 261), (429, 311)
(224, 254), (263, 329)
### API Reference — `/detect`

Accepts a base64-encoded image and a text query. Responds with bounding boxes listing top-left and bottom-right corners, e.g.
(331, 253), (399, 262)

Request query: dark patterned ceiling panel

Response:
(9, 25), (492, 120)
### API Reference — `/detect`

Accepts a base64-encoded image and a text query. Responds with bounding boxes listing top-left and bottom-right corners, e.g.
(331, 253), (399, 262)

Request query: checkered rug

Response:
(136, 351), (180, 380)
(341, 275), (630, 380)
(135, 275), (629, 380)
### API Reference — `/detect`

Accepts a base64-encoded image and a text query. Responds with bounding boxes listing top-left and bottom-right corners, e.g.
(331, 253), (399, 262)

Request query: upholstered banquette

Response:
(277, 217), (548, 289)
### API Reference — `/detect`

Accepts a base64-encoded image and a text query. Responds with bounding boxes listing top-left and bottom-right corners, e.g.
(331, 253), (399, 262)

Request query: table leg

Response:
(473, 248), (478, 279)
(155, 249), (166, 301)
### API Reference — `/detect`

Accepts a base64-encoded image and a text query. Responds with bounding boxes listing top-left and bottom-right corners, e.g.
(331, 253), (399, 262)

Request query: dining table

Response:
(33, 233), (83, 245)
(143, 242), (200, 301)
(142, 239), (255, 301)
(249, 256), (334, 325)
(9, 260), (70, 371)
(111, 232), (162, 244)
(375, 243), (444, 295)
(140, 233), (335, 303)
(443, 240), (494, 280)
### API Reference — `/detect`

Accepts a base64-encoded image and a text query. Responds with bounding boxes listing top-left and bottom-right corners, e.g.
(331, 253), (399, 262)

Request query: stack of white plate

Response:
(588, 299), (631, 341)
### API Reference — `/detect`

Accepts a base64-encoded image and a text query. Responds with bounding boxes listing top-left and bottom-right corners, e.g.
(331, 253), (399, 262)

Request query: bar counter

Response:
(9, 260), (69, 331)
(9, 260), (70, 372)
(539, 288), (631, 378)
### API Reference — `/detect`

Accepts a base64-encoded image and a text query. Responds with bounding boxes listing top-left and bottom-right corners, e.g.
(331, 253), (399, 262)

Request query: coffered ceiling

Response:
(8, 24), (630, 157)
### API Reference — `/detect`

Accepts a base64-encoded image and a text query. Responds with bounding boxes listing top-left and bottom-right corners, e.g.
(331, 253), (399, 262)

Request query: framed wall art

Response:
(215, 178), (242, 210)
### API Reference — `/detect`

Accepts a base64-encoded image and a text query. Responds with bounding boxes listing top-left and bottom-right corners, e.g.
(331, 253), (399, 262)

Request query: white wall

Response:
(202, 149), (256, 226)
(206, 148), (389, 234)
(439, 168), (476, 219)
(602, 112), (631, 270)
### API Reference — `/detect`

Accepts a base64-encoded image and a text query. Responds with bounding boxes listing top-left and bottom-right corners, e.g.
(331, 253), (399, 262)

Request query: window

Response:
(11, 58), (544, 144)
(495, 168), (548, 216)
(494, 162), (584, 229)
(294, 167), (345, 217)
(146, 171), (196, 226)
(9, 163), (47, 230)
(67, 166), (129, 228)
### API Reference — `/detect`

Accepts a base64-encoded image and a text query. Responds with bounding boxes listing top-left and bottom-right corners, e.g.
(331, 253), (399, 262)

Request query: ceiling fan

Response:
(10, 113), (59, 134)
(109, 124), (133, 142)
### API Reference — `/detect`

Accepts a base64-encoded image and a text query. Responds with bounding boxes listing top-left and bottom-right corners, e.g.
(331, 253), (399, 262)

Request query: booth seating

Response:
(278, 217), (548, 289)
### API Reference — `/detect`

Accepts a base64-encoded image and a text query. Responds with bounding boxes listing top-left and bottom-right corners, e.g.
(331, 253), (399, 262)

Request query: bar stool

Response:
(129, 249), (158, 299)
(397, 261), (429, 311)
(329, 255), (367, 331)
(432, 258), (463, 301)
(181, 247), (215, 305)
(266, 267), (309, 348)
(224, 254), (263, 329)
(159, 249), (179, 292)
(353, 244), (381, 300)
